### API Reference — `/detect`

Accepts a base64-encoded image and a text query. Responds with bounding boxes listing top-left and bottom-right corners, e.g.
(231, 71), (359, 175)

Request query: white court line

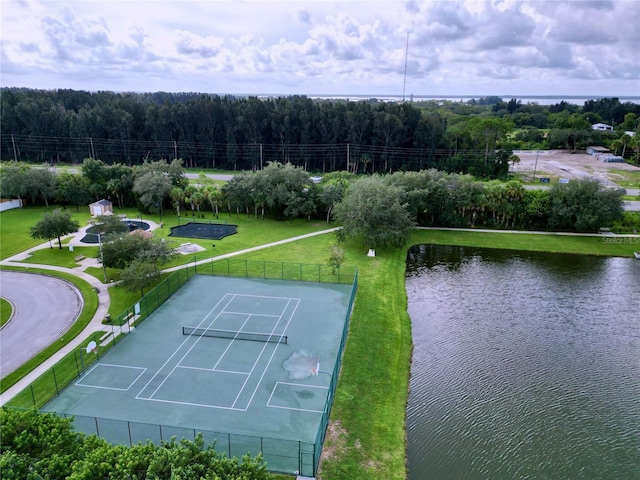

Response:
(136, 294), (235, 399)
(231, 293), (301, 301)
(140, 293), (301, 409)
(177, 365), (249, 376)
(232, 298), (300, 410)
(223, 311), (280, 317)
(266, 381), (328, 414)
(137, 395), (245, 411)
(76, 364), (146, 391)
(211, 314), (254, 371)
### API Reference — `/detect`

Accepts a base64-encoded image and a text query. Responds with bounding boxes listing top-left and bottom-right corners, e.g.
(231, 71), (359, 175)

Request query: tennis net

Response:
(182, 326), (288, 344)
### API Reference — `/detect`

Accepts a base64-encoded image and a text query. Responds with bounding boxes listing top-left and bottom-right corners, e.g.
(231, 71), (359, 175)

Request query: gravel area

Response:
(513, 149), (640, 187)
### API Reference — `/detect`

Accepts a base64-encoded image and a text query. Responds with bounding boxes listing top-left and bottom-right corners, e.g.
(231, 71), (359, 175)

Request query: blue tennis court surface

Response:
(43, 274), (354, 475)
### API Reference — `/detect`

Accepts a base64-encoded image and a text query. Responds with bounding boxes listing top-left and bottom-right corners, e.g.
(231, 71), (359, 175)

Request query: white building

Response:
(591, 123), (613, 131)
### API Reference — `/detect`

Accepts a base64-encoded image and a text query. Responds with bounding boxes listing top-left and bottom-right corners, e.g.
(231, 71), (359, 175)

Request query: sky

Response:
(1, 0), (639, 98)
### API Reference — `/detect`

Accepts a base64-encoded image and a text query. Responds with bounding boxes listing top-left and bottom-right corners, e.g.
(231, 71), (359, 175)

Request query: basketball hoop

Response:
(86, 340), (98, 355)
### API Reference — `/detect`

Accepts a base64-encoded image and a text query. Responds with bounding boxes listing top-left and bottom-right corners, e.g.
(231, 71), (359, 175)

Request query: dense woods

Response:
(2, 89), (639, 175)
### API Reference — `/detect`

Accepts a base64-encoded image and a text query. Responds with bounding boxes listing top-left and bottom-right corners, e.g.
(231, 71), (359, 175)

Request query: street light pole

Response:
(98, 233), (107, 282)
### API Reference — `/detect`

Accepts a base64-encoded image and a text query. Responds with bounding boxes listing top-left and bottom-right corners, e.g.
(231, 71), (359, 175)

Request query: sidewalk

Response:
(0, 226), (340, 405)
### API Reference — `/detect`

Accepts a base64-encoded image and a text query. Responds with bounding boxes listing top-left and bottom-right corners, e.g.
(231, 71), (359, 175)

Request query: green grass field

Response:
(608, 168), (640, 187)
(2, 204), (639, 479)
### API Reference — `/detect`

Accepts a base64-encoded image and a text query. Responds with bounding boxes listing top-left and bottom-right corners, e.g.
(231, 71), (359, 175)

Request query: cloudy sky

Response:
(1, 0), (639, 98)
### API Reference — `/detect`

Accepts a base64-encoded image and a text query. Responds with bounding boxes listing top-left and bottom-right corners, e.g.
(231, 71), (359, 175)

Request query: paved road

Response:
(0, 271), (83, 378)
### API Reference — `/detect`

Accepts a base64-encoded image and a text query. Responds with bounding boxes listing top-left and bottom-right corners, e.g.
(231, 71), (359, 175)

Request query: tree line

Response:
(2, 88), (639, 176)
(0, 407), (271, 480)
(1, 158), (629, 236)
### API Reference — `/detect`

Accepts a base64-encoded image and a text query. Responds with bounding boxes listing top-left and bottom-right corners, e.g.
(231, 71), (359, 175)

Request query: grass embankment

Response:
(0, 298), (13, 328)
(412, 228), (639, 257)
(0, 267), (99, 392)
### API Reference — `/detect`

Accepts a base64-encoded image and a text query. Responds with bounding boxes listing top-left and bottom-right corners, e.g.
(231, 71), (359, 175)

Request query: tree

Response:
(0, 162), (29, 200)
(169, 186), (185, 217)
(133, 171), (172, 220)
(0, 408), (86, 479)
(328, 244), (345, 274)
(1, 407), (270, 480)
(202, 184), (222, 218)
(30, 208), (81, 249)
(119, 259), (159, 296)
(138, 237), (175, 272)
(468, 117), (514, 165)
(548, 178), (625, 232)
(92, 214), (129, 237)
(56, 171), (91, 211)
(101, 233), (152, 269)
(101, 234), (172, 271)
(333, 176), (415, 250)
(23, 168), (57, 207)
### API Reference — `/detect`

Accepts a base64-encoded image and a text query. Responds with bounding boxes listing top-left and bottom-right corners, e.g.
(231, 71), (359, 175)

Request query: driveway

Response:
(0, 271), (83, 379)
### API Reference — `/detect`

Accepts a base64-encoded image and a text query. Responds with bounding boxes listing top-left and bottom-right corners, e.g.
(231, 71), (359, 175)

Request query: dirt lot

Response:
(513, 150), (640, 187)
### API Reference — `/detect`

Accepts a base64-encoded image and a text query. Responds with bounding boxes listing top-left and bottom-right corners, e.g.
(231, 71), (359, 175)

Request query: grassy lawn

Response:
(0, 297), (13, 328)
(0, 206), (92, 260)
(608, 168), (640, 187)
(0, 266), (99, 392)
(105, 272), (171, 320)
(22, 245), (101, 268)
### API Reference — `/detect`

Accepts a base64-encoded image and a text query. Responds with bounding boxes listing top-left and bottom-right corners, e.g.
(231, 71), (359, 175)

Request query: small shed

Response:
(89, 199), (113, 217)
(586, 146), (609, 156)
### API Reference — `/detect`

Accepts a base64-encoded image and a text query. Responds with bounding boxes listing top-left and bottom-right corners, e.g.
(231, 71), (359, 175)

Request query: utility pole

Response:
(89, 137), (96, 159)
(11, 134), (18, 161)
(174, 141), (178, 160)
(98, 233), (107, 282)
(346, 143), (350, 172)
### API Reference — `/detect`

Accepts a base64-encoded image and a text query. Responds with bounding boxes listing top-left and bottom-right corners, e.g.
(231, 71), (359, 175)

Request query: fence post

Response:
(73, 350), (80, 377)
(52, 368), (59, 395)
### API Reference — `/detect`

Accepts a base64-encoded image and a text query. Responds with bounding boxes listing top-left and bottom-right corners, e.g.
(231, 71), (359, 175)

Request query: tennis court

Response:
(43, 274), (354, 476)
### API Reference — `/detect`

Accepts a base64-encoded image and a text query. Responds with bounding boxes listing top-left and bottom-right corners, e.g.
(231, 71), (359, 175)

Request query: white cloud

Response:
(0, 0), (638, 97)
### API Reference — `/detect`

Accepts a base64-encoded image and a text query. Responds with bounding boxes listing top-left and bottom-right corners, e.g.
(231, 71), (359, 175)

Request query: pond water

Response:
(406, 245), (640, 480)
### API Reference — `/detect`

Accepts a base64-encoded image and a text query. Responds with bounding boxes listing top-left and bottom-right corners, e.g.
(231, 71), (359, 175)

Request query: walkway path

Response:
(0, 225), (339, 405)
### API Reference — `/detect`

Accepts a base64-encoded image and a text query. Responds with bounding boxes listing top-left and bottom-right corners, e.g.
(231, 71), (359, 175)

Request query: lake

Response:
(406, 245), (640, 480)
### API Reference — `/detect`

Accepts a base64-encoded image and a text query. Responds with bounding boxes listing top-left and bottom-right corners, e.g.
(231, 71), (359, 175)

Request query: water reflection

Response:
(406, 245), (640, 480)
